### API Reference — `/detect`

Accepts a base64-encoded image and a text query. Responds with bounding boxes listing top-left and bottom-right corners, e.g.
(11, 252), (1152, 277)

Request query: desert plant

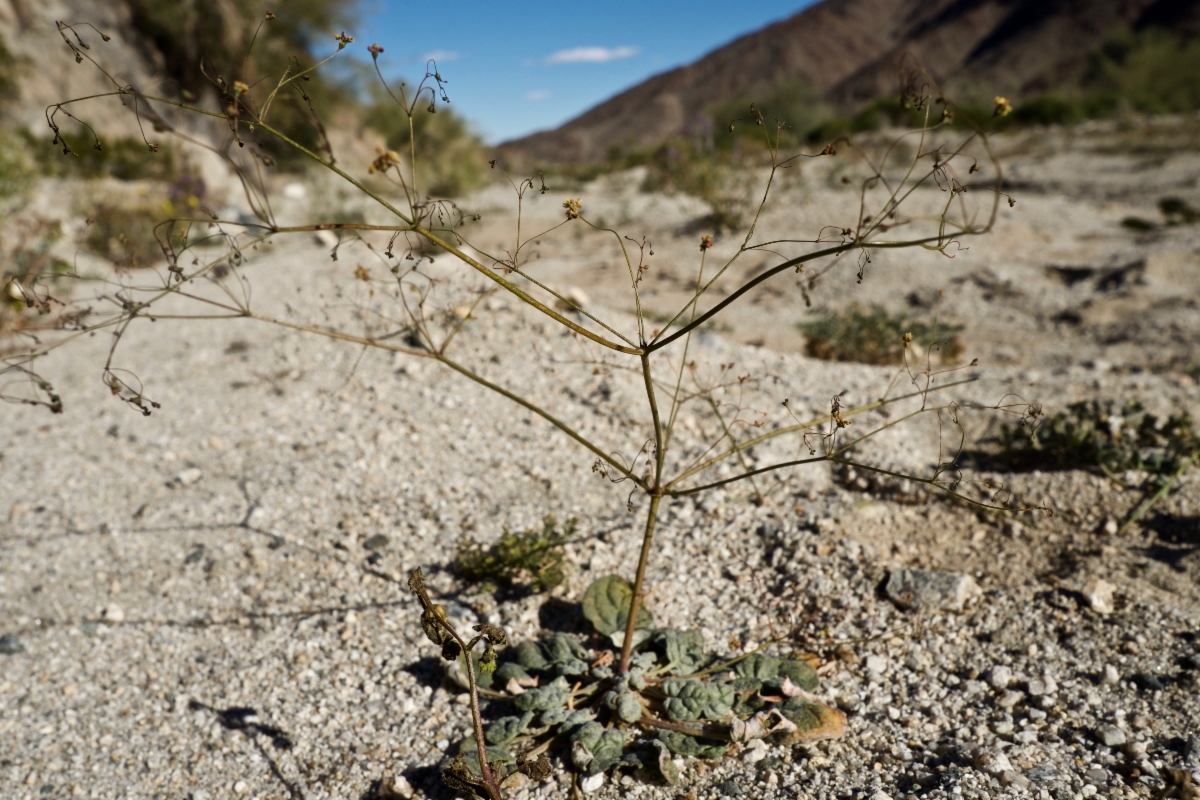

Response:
(9, 23), (1034, 796)
(454, 515), (577, 594)
(990, 399), (1198, 479)
(798, 301), (963, 366)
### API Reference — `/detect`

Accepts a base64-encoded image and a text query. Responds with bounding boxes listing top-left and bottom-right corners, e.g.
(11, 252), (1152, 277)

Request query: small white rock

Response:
(742, 738), (768, 764)
(1082, 578), (1115, 614)
(1097, 726), (1126, 747)
(378, 774), (415, 799)
(101, 604), (125, 624)
(865, 655), (888, 674)
(580, 773), (605, 793)
(871, 791), (893, 800)
(172, 467), (203, 488)
(1102, 664), (1120, 685)
(232, 780), (248, 794)
(976, 749), (1014, 777)
(988, 665), (1013, 688)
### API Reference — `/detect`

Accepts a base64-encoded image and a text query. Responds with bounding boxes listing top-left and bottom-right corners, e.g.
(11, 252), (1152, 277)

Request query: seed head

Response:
(993, 96), (1013, 117)
(563, 198), (582, 220)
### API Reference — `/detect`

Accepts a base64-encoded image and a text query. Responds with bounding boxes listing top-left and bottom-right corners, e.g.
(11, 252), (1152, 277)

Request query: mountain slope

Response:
(500, 0), (1200, 165)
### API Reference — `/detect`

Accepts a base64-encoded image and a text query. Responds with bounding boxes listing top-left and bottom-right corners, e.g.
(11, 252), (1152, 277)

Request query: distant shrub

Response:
(81, 174), (204, 268)
(992, 399), (1198, 478)
(360, 86), (487, 197)
(453, 516), (576, 595)
(798, 303), (963, 366)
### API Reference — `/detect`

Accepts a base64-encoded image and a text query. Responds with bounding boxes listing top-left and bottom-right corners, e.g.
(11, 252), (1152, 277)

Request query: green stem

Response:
(1119, 449), (1199, 534)
(619, 493), (662, 674)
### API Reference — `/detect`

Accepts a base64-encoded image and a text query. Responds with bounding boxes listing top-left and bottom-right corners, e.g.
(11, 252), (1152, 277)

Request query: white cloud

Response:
(422, 50), (461, 63)
(545, 46), (640, 65)
(525, 90), (552, 101)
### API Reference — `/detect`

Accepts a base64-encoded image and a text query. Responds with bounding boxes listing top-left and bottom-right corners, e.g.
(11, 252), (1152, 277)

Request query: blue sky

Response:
(349, 1), (819, 144)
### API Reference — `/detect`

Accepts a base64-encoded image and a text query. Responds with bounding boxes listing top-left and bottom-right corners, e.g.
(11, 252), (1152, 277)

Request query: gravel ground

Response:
(3, 121), (1200, 800)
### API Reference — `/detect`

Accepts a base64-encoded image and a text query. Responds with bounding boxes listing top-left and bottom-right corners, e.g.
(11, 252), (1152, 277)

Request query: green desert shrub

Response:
(798, 302), (964, 366)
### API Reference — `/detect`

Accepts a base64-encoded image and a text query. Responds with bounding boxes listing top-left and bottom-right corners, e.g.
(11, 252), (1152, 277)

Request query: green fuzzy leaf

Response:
(656, 628), (707, 674)
(516, 640), (549, 671)
(773, 698), (848, 744)
(733, 693), (767, 717)
(539, 707), (572, 727)
(544, 633), (589, 663)
(456, 736), (515, 768)
(656, 729), (729, 759)
(555, 658), (590, 677)
(558, 709), (595, 735)
(776, 657), (820, 692)
(661, 678), (735, 721)
(733, 653), (819, 692)
(582, 575), (653, 636)
(629, 651), (658, 671)
(484, 712), (533, 745)
(494, 662), (533, 684)
(616, 690), (643, 723)
(570, 720), (628, 771)
(727, 676), (764, 693)
(651, 739), (680, 785)
(514, 676), (570, 712)
(733, 652), (781, 680)
(588, 729), (628, 775)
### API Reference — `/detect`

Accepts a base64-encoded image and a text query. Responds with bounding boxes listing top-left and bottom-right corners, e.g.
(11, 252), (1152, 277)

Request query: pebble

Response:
(1014, 730), (1039, 744)
(976, 749), (1014, 776)
(172, 467), (203, 488)
(885, 567), (981, 612)
(0, 633), (24, 654)
(742, 739), (768, 764)
(101, 604), (125, 624)
(1102, 665), (1120, 685)
(377, 774), (415, 799)
(1097, 726), (1127, 747)
(1027, 765), (1062, 782)
(997, 690), (1024, 709)
(1028, 676), (1057, 696)
(580, 773), (605, 793)
(1001, 771), (1031, 789)
(1082, 578), (1116, 615)
(363, 534), (390, 551)
(865, 655), (888, 674)
(988, 665), (1013, 688)
(232, 780), (247, 794)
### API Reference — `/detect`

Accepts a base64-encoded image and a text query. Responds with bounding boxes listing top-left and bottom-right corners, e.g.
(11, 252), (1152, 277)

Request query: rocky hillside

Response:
(500, 0), (1200, 164)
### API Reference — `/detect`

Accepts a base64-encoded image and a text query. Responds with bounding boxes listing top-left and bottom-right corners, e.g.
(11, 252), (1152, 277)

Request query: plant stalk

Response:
(619, 493), (661, 674)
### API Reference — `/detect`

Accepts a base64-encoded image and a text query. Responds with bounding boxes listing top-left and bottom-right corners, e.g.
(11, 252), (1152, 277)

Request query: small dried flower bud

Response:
(368, 43), (384, 58)
(563, 198), (582, 220)
(441, 639), (462, 661)
(993, 95), (1013, 117)
(903, 332), (913, 346)
(699, 234), (713, 251)
(264, 11), (276, 21)
(232, 80), (250, 97)
(334, 31), (355, 49)
(479, 640), (498, 673)
(822, 143), (837, 156)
